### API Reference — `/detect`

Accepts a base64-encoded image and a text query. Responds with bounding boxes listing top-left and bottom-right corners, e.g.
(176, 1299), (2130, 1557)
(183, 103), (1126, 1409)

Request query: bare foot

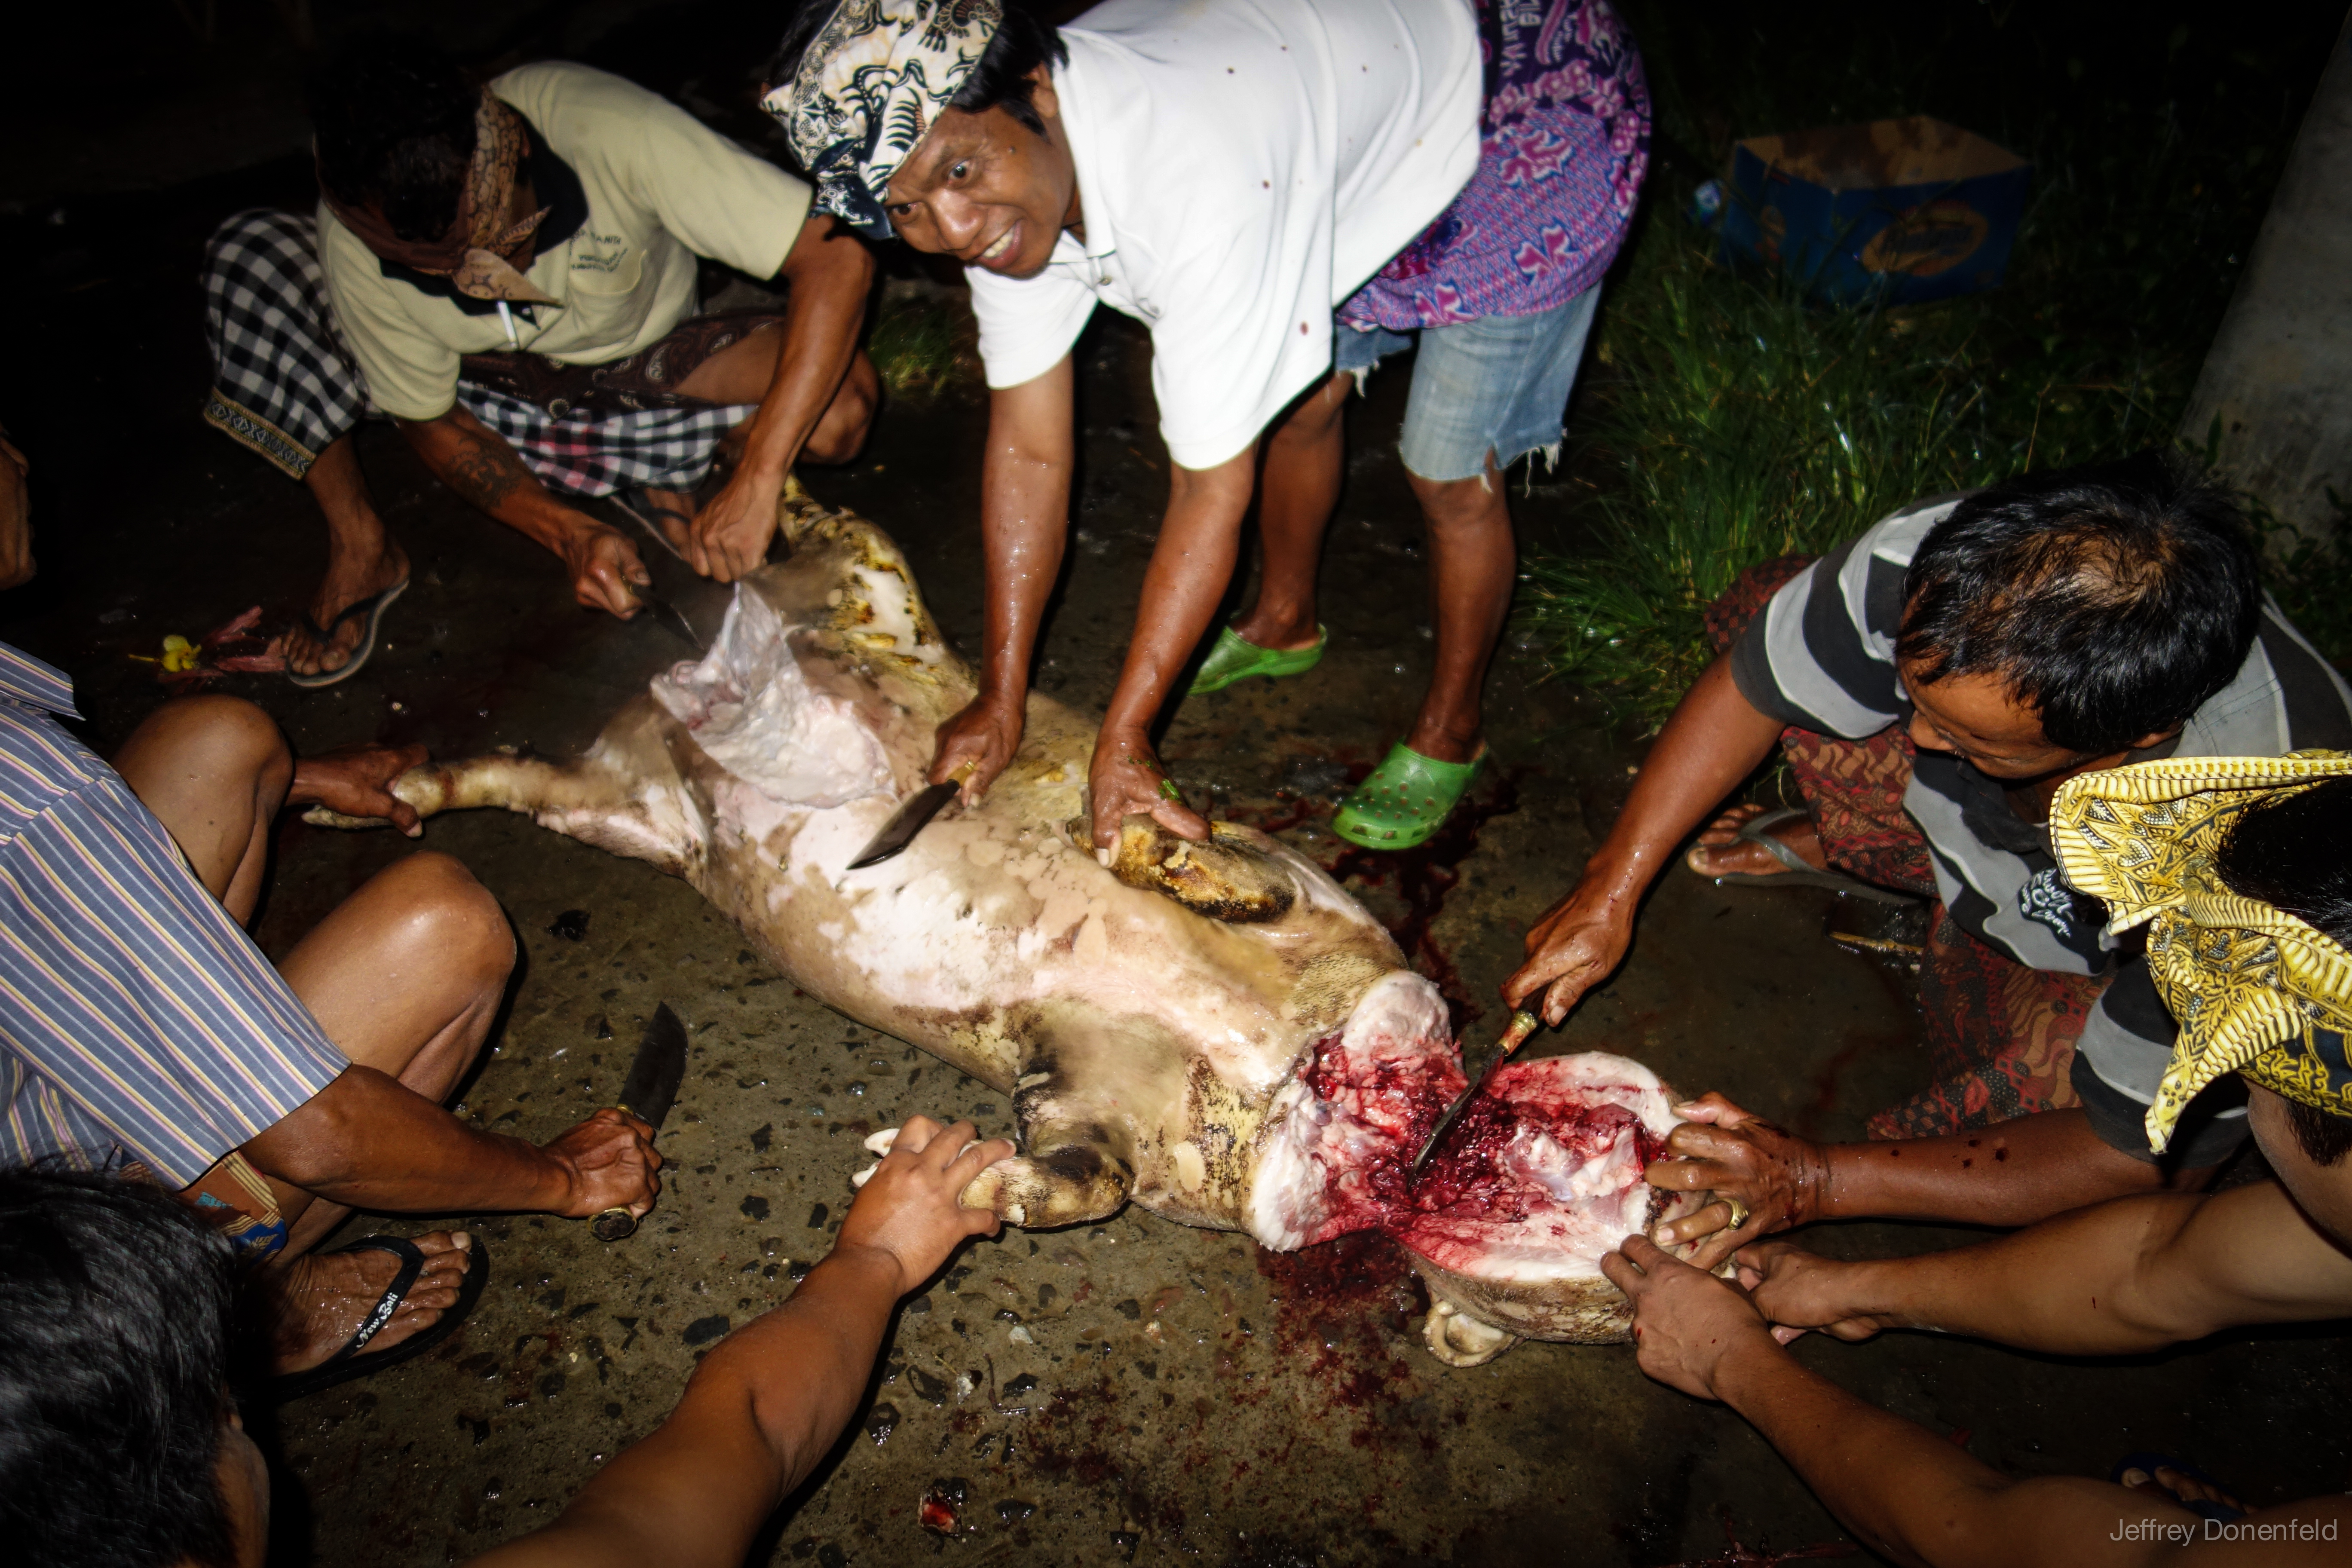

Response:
(1684, 803), (1828, 879)
(2122, 1464), (2245, 1516)
(263, 1229), (473, 1376)
(276, 540), (410, 679)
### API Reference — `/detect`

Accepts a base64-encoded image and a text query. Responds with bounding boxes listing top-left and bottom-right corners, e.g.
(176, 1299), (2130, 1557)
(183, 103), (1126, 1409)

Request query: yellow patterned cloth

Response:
(2048, 752), (2352, 1153)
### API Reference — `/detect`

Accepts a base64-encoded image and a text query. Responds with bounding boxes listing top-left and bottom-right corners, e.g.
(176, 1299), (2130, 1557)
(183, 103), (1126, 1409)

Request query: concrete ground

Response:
(3, 23), (2348, 1568)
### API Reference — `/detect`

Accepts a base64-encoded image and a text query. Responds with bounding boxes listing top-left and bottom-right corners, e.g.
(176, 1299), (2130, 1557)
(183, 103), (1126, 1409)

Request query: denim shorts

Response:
(1333, 284), (1601, 483)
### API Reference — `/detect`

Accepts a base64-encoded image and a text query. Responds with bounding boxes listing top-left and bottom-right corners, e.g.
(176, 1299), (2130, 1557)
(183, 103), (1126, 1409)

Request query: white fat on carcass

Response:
(1248, 971), (1454, 1251)
(652, 586), (894, 809)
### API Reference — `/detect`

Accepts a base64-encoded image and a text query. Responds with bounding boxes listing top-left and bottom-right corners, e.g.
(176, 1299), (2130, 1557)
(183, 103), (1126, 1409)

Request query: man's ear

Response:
(2127, 727), (2184, 752)
(1028, 62), (1060, 124)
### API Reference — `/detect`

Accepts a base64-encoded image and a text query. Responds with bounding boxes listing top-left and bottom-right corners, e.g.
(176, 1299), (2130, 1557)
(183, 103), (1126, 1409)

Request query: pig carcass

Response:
(315, 486), (1705, 1364)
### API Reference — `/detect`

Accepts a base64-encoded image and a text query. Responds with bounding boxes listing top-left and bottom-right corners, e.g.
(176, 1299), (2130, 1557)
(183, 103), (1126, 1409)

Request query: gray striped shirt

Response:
(1730, 500), (2352, 1159)
(0, 644), (347, 1185)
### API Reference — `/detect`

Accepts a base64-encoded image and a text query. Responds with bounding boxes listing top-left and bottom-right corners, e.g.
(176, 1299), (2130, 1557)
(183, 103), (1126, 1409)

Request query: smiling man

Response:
(1504, 454), (2352, 1256)
(768, 0), (1647, 852)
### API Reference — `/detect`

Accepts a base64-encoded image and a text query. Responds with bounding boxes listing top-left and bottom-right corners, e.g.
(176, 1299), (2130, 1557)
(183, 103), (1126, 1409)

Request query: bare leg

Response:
(113, 698), (514, 1370)
(1228, 369), (1352, 652)
(1400, 454), (1515, 766)
(274, 434), (410, 680)
(242, 851), (513, 1372)
(638, 329), (880, 550)
(110, 694), (291, 924)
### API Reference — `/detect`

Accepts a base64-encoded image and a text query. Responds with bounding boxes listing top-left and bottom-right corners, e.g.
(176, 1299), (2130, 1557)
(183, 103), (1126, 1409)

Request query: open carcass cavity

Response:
(1251, 973), (1699, 1365)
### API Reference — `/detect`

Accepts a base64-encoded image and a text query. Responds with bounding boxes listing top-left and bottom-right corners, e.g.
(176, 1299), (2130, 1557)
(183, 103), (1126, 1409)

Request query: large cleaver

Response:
(591, 1003), (689, 1241)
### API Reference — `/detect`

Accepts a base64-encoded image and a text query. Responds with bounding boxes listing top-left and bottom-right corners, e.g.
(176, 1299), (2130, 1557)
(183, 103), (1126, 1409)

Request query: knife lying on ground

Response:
(591, 1002), (690, 1241)
(1409, 1009), (1541, 1186)
(846, 760), (977, 870)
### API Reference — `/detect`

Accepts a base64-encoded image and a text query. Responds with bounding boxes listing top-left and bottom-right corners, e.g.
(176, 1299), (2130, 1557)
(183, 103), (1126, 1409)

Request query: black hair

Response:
(2212, 775), (2352, 1167)
(766, 1), (1069, 144)
(0, 1167), (242, 1568)
(1897, 451), (2263, 756)
(309, 36), (479, 242)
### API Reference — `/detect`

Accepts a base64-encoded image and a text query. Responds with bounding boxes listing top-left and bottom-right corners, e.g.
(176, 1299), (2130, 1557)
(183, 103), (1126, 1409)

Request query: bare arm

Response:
(1503, 653), (1785, 1023)
(470, 1117), (1013, 1568)
(690, 215), (877, 580)
(239, 1066), (660, 1221)
(398, 405), (649, 617)
(1744, 1179), (2352, 1354)
(1652, 1099), (2218, 1267)
(930, 358), (1077, 798)
(1084, 449), (1258, 849)
(1608, 1235), (2349, 1568)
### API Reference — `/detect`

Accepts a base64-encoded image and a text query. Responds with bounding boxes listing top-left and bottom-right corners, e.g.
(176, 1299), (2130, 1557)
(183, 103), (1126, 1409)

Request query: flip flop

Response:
(266, 1233), (490, 1403)
(610, 487), (696, 564)
(1188, 625), (1327, 695)
(1332, 742), (1483, 850)
(1690, 806), (1920, 906)
(2110, 1452), (2245, 1523)
(285, 575), (407, 690)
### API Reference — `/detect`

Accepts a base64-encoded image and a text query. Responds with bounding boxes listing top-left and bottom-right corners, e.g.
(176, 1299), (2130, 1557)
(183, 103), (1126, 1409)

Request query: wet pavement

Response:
(4, 22), (2350, 1568)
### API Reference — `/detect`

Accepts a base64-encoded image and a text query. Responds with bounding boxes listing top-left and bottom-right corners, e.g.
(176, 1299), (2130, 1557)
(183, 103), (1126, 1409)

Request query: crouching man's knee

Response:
(374, 850), (516, 992)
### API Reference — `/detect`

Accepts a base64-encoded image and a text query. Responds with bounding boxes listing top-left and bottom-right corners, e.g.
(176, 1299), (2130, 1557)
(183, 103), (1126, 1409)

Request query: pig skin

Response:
(312, 484), (1706, 1358)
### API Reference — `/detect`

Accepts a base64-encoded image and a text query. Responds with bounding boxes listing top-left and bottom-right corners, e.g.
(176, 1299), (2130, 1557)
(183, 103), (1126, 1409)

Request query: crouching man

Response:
(1601, 757), (2352, 1566)
(203, 37), (877, 685)
(0, 1116), (1010, 1567)
(1507, 454), (2352, 1262)
(0, 643), (658, 1391)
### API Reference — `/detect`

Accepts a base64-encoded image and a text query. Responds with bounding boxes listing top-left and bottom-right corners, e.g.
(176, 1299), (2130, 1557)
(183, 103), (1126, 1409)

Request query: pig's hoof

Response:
(1110, 818), (1295, 923)
(1422, 1299), (1518, 1367)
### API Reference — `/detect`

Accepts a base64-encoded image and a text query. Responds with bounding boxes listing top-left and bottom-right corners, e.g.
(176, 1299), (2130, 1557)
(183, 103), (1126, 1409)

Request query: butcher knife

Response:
(625, 582), (706, 655)
(591, 1002), (690, 1241)
(846, 760), (977, 870)
(1408, 1010), (1540, 1186)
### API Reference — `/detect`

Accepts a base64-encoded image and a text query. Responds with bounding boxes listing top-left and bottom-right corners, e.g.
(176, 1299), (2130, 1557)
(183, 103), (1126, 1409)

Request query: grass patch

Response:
(1520, 0), (2350, 727)
(867, 285), (980, 401)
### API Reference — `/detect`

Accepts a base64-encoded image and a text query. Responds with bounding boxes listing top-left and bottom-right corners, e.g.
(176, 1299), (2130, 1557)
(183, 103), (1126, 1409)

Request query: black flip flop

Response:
(285, 576), (408, 690)
(266, 1233), (490, 1403)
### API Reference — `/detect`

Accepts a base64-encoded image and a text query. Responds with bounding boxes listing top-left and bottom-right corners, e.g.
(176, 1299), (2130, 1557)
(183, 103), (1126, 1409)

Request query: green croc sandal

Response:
(1188, 625), (1326, 695)
(1332, 742), (1485, 850)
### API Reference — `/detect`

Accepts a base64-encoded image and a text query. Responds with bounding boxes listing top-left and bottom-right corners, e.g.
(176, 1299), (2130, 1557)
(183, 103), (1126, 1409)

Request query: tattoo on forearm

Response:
(443, 431), (533, 514)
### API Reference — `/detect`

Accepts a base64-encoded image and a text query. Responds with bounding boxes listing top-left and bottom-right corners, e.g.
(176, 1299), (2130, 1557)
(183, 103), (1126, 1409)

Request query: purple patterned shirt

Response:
(1340, 0), (1650, 331)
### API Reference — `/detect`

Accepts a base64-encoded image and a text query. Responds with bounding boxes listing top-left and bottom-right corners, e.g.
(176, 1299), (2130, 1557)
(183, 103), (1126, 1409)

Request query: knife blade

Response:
(631, 586), (705, 654)
(1409, 1010), (1540, 1186)
(591, 1002), (690, 1240)
(846, 760), (977, 870)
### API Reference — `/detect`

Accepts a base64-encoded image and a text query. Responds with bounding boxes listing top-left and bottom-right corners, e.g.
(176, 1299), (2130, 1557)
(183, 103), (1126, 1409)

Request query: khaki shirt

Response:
(319, 61), (813, 422)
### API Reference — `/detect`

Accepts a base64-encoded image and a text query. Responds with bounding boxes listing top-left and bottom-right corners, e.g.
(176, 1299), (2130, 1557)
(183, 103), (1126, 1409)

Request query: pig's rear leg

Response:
(300, 747), (689, 873)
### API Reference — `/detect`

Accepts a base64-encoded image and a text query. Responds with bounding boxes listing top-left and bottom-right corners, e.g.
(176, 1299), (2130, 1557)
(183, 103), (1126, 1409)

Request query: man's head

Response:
(766, 0), (1074, 269)
(0, 1168), (254, 1568)
(310, 37), (479, 247)
(1895, 453), (2262, 780)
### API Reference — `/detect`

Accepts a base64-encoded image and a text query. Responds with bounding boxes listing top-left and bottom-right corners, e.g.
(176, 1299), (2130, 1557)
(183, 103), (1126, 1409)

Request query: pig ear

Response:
(959, 1136), (1132, 1229)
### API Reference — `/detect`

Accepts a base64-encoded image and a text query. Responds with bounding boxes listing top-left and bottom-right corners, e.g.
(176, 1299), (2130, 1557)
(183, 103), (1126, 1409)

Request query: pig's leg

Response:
(959, 1126), (1133, 1229)
(300, 748), (691, 873)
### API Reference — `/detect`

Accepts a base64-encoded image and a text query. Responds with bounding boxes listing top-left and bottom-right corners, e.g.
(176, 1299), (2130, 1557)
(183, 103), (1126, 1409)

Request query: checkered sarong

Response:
(199, 208), (747, 495)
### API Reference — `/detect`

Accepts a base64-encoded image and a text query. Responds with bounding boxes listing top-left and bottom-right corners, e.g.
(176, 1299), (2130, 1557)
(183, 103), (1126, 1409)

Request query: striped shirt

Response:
(1732, 499), (2352, 1161)
(0, 645), (347, 1186)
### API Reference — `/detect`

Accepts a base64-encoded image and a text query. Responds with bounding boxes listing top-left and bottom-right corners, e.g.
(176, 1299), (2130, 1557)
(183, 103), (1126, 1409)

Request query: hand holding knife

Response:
(591, 1003), (690, 1240)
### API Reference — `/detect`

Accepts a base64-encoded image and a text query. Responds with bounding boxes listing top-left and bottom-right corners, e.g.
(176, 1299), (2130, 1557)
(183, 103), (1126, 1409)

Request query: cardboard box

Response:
(1718, 116), (2031, 305)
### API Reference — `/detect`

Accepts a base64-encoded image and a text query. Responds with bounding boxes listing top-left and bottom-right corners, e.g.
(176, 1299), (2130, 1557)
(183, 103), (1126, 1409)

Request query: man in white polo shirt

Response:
(770, 0), (1647, 849)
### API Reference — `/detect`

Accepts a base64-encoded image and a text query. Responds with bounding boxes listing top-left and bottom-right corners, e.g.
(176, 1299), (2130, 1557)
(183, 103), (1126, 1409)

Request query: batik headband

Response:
(764, 0), (1003, 240)
(2048, 752), (2352, 1154)
(320, 91), (559, 305)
